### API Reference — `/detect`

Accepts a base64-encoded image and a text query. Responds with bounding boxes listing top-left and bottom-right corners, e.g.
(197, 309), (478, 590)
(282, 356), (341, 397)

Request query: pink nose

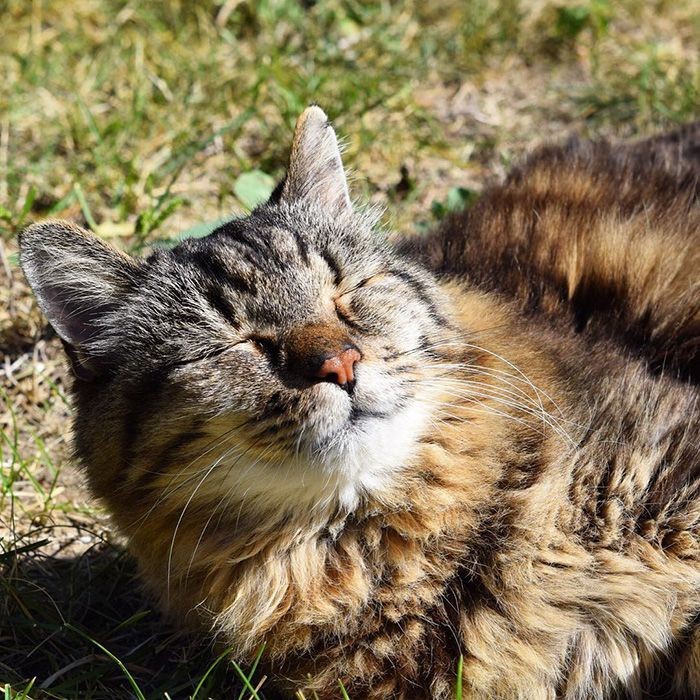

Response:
(314, 347), (361, 387)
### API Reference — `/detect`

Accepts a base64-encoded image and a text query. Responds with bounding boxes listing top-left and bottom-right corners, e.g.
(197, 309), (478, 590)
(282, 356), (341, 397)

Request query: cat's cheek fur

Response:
(350, 362), (408, 416)
(197, 417), (420, 514)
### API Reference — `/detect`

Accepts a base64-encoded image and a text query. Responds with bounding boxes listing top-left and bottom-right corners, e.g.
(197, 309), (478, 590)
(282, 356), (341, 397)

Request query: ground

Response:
(1, 1), (698, 698)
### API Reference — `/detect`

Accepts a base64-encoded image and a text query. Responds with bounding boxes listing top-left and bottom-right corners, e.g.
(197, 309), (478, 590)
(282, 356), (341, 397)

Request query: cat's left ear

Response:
(278, 105), (352, 215)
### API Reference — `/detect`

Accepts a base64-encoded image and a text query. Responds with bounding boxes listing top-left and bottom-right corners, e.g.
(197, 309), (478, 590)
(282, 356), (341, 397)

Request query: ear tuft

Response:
(19, 220), (140, 366)
(281, 105), (352, 215)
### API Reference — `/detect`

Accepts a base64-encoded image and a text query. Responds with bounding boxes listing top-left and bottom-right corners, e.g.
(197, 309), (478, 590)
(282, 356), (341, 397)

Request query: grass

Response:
(1, 0), (698, 697)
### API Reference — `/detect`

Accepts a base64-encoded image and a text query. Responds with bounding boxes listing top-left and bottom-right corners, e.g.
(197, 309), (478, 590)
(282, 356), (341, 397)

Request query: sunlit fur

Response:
(19, 112), (700, 699)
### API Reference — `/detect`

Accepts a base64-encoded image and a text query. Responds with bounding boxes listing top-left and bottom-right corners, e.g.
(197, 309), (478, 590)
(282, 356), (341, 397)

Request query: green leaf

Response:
(14, 678), (35, 700)
(46, 189), (77, 217)
(0, 538), (50, 564)
(235, 644), (265, 700)
(230, 660), (261, 700)
(132, 194), (185, 250)
(555, 6), (590, 40)
(191, 645), (235, 699)
(431, 186), (478, 220)
(17, 185), (37, 228)
(64, 624), (146, 700)
(233, 170), (276, 211)
(445, 186), (477, 211)
(177, 218), (229, 241)
(73, 184), (98, 231)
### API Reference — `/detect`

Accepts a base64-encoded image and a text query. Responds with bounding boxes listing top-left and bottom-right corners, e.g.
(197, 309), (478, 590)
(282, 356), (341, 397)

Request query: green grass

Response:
(1, 0), (698, 697)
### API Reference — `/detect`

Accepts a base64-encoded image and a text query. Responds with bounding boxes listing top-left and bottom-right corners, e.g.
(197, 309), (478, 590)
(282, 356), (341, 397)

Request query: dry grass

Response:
(1, 0), (698, 697)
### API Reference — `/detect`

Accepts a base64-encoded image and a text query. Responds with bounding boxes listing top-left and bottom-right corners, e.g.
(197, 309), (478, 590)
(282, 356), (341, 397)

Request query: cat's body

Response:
(20, 110), (700, 699)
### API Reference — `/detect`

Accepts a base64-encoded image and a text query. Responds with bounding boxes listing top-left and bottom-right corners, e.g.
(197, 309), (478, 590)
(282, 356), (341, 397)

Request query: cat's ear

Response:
(19, 220), (141, 379)
(279, 105), (352, 215)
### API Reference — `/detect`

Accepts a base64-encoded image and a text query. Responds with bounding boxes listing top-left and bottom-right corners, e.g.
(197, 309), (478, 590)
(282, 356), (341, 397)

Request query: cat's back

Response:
(407, 122), (700, 383)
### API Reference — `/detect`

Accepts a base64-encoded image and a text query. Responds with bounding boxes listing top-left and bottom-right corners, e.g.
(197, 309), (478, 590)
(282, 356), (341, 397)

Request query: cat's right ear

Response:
(277, 105), (352, 216)
(19, 220), (141, 380)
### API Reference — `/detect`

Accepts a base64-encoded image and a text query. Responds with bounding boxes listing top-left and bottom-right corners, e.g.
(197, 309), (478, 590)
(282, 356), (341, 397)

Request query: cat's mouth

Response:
(349, 406), (393, 421)
(214, 369), (428, 509)
(295, 367), (412, 454)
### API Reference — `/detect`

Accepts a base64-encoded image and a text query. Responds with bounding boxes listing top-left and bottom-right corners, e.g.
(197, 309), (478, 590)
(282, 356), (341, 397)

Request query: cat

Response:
(19, 107), (700, 699)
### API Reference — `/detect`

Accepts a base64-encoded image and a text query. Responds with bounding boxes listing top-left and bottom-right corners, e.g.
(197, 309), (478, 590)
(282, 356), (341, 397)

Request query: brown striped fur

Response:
(411, 122), (700, 382)
(19, 110), (700, 698)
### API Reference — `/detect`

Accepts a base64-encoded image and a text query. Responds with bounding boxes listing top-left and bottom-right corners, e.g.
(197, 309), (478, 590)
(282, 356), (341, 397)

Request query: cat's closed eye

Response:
(246, 335), (278, 359)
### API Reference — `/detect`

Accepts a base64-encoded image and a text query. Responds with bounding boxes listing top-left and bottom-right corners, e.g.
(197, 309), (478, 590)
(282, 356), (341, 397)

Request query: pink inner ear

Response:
(40, 281), (113, 349)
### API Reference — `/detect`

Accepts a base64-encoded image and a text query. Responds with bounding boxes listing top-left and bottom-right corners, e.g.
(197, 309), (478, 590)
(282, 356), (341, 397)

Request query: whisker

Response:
(128, 425), (243, 534)
(166, 441), (245, 598)
(387, 324), (512, 360)
(424, 384), (575, 446)
(185, 441), (277, 581)
(424, 370), (587, 441)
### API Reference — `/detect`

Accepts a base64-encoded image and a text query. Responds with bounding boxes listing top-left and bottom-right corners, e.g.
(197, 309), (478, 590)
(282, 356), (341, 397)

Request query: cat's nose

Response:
(313, 347), (362, 389)
(285, 323), (362, 393)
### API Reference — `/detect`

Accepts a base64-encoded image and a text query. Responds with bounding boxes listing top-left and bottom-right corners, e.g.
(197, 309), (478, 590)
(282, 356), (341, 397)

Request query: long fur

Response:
(19, 113), (700, 698)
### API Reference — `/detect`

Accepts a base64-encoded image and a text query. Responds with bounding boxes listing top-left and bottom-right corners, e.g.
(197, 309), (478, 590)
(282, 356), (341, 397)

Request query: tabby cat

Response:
(20, 107), (700, 699)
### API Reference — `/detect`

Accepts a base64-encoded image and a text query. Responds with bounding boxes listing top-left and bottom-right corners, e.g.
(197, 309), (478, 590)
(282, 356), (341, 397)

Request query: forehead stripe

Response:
(391, 268), (448, 326)
(319, 250), (343, 286)
(290, 227), (310, 264)
(203, 284), (241, 330)
(189, 249), (257, 295)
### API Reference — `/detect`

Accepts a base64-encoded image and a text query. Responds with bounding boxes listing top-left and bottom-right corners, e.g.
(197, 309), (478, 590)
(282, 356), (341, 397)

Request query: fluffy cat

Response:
(19, 107), (700, 699)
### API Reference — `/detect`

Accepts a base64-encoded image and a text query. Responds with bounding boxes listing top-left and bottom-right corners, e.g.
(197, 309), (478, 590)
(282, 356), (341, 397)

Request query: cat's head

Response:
(20, 106), (450, 514)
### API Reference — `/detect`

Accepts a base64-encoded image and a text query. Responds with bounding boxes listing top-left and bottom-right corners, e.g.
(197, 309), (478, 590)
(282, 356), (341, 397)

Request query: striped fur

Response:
(19, 110), (700, 698)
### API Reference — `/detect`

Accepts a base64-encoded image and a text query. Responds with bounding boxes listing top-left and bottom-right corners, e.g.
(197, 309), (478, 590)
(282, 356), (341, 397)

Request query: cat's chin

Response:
(215, 393), (431, 514)
(207, 365), (432, 511)
(302, 363), (409, 439)
(305, 409), (394, 457)
(295, 392), (432, 509)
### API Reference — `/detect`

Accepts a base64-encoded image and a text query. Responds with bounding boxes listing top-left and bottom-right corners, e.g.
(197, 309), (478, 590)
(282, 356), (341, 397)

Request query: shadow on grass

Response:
(0, 536), (278, 699)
